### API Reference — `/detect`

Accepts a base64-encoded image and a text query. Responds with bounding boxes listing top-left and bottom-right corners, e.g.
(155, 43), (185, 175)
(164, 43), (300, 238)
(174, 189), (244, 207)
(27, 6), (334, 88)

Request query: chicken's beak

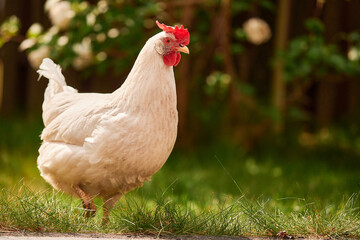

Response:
(177, 45), (189, 54)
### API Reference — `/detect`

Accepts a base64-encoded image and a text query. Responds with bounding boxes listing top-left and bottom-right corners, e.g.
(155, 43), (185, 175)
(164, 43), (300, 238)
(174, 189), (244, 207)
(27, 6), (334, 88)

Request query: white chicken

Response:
(37, 21), (190, 222)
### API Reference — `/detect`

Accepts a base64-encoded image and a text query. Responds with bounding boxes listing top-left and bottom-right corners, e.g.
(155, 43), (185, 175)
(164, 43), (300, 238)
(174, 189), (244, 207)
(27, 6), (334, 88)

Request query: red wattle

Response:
(163, 52), (181, 67)
(174, 52), (181, 67)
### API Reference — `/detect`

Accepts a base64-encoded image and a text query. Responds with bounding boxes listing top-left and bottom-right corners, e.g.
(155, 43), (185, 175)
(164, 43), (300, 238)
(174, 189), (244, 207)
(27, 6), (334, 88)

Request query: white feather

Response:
(37, 58), (66, 88)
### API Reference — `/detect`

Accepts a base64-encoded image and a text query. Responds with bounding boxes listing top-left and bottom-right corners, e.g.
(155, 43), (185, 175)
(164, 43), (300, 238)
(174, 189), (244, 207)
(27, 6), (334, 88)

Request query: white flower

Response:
(41, 26), (59, 43)
(96, 51), (107, 61)
(96, 33), (106, 42)
(243, 18), (272, 45)
(78, 1), (89, 11)
(19, 38), (37, 51)
(46, 0), (75, 30)
(97, 0), (108, 13)
(72, 37), (93, 70)
(221, 73), (231, 85)
(86, 13), (96, 26)
(206, 75), (216, 86)
(107, 28), (119, 38)
(57, 35), (69, 46)
(27, 23), (43, 37)
(45, 0), (60, 11)
(94, 24), (102, 32)
(4, 16), (20, 35)
(28, 46), (50, 69)
(125, 19), (134, 27)
(73, 37), (91, 56)
(48, 25), (59, 35)
(348, 47), (360, 61)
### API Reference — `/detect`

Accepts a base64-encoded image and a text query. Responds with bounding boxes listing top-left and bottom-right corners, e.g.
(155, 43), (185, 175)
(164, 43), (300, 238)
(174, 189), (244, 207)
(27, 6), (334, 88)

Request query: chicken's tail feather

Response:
(37, 58), (67, 91)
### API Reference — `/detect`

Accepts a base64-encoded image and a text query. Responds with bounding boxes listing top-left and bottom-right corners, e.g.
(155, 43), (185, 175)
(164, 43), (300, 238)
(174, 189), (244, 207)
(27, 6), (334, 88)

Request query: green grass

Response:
(1, 185), (359, 238)
(0, 116), (360, 238)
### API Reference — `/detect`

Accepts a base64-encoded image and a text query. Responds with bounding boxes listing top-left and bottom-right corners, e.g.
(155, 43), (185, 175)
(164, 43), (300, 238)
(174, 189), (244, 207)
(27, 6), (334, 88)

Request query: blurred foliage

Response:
(21, 0), (165, 73)
(231, 0), (275, 13)
(1, 0), (360, 147)
(281, 18), (360, 82)
(204, 71), (232, 98)
(19, 0), (275, 73)
(1, 0), (277, 146)
(0, 16), (20, 48)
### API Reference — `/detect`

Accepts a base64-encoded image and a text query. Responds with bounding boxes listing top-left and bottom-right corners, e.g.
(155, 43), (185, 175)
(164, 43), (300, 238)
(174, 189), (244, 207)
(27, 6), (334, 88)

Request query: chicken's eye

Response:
(164, 38), (171, 44)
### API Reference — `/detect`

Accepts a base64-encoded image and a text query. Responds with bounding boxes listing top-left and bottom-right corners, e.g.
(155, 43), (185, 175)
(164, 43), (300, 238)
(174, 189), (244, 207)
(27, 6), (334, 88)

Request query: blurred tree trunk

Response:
(316, 0), (340, 127)
(0, 1), (4, 114)
(271, 0), (291, 133)
(0, 0), (17, 116)
(346, 0), (360, 117)
(26, 0), (47, 115)
(218, 0), (243, 139)
(348, 80), (360, 117)
(0, 0), (3, 114)
(218, 0), (239, 123)
(220, 0), (237, 79)
(0, 0), (47, 116)
(216, 0), (269, 148)
(177, 1), (194, 144)
(316, 78), (337, 127)
(1, 47), (19, 116)
(0, 59), (3, 113)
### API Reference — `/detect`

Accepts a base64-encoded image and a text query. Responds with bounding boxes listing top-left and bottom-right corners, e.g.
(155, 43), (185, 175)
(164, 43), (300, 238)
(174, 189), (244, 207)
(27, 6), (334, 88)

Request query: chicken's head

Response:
(155, 21), (190, 67)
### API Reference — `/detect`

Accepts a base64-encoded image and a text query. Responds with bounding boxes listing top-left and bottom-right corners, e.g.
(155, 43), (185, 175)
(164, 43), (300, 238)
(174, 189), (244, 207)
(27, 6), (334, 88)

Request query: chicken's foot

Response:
(73, 185), (97, 218)
(102, 194), (122, 225)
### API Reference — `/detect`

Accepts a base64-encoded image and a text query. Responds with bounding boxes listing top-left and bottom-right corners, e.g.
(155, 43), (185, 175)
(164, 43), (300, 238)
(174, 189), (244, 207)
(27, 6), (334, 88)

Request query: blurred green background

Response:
(0, 0), (359, 207)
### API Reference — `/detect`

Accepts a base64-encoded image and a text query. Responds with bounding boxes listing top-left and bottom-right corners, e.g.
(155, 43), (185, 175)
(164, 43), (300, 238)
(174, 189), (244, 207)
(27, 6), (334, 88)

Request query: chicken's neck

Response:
(112, 34), (177, 113)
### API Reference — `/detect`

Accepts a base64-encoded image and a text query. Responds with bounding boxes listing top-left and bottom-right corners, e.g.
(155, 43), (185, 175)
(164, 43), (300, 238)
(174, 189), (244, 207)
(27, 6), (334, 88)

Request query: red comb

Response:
(156, 20), (190, 45)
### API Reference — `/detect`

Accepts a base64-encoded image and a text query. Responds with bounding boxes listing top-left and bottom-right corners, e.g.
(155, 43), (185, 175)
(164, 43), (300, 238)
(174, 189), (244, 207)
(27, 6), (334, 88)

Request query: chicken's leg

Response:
(102, 194), (122, 225)
(73, 185), (97, 218)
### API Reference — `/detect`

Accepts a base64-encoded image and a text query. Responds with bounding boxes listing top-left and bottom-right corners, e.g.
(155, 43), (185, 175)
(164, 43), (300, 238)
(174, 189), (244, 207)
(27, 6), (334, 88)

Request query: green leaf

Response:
(231, 44), (244, 55)
(349, 32), (360, 42)
(234, 28), (246, 40)
(259, 0), (276, 11)
(236, 82), (255, 95)
(231, 1), (252, 13)
(326, 54), (348, 73)
(288, 107), (309, 121)
(306, 45), (323, 63)
(288, 38), (308, 58)
(305, 18), (324, 35)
